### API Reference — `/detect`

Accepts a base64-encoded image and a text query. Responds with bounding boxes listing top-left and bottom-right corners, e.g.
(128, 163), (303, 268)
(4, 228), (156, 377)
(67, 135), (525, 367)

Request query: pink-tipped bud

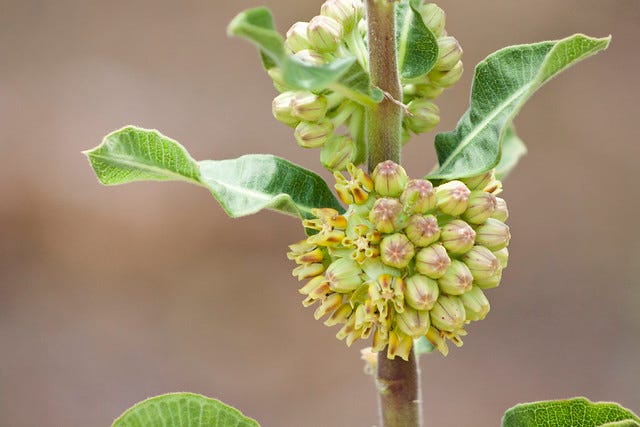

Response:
(437, 260), (473, 295)
(462, 191), (498, 224)
(429, 60), (463, 88)
(371, 160), (409, 197)
(326, 258), (362, 292)
(291, 91), (328, 122)
(272, 92), (300, 127)
(461, 245), (501, 281)
(285, 21), (311, 53)
(404, 274), (439, 311)
(320, 0), (363, 33)
(400, 179), (437, 214)
(415, 244), (451, 279)
(435, 180), (470, 216)
(320, 135), (356, 172)
(493, 247), (509, 269)
(418, 3), (446, 37)
(405, 99), (440, 134)
(430, 295), (466, 332)
(405, 214), (440, 247)
(369, 198), (406, 233)
(474, 269), (503, 289)
(460, 286), (490, 321)
(492, 197), (509, 222)
(307, 15), (343, 53)
(440, 219), (476, 255)
(474, 218), (511, 250)
(396, 306), (431, 337)
(461, 170), (495, 191)
(434, 36), (463, 71)
(380, 233), (416, 269)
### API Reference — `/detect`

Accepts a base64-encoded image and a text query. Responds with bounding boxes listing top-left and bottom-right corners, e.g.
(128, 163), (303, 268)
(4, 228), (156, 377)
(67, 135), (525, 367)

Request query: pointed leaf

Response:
(84, 127), (343, 220)
(228, 7), (381, 105)
(428, 34), (610, 180)
(112, 393), (260, 427)
(396, 0), (439, 80)
(495, 126), (527, 180)
(502, 398), (640, 427)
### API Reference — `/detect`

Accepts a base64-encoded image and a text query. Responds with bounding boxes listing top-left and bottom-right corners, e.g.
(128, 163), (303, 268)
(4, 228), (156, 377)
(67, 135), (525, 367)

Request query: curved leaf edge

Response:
(111, 392), (260, 427)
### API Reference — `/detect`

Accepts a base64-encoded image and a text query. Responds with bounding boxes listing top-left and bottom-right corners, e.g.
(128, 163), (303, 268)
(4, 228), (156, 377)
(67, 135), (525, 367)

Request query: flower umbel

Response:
(289, 162), (511, 359)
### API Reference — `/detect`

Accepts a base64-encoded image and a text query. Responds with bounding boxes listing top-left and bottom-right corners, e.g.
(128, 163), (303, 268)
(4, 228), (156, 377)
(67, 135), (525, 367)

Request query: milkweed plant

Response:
(84, 1), (638, 426)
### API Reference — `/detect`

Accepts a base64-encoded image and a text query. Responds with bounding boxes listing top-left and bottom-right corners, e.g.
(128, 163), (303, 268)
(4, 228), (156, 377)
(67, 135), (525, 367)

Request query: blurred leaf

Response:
(228, 7), (381, 105)
(428, 34), (610, 180)
(84, 126), (344, 220)
(413, 336), (435, 355)
(112, 393), (260, 427)
(495, 126), (527, 180)
(396, 0), (439, 80)
(502, 397), (640, 427)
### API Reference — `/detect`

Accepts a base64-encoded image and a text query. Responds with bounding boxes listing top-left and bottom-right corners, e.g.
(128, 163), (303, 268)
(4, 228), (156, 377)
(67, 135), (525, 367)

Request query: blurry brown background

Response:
(1, 1), (638, 426)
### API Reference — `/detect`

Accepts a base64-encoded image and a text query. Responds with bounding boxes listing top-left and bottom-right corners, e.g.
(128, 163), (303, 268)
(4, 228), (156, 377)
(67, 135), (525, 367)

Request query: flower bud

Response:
(294, 119), (334, 148)
(320, 135), (356, 171)
(401, 179), (437, 214)
(396, 306), (431, 337)
(474, 268), (502, 289)
(380, 233), (416, 269)
(326, 258), (362, 292)
(293, 49), (325, 65)
(415, 244), (451, 279)
(438, 259), (473, 295)
(434, 36), (463, 71)
(307, 15), (343, 53)
(461, 170), (495, 191)
(474, 218), (511, 251)
(291, 91), (328, 122)
(492, 197), (509, 222)
(414, 83), (445, 99)
(440, 219), (475, 255)
(404, 274), (439, 311)
(371, 160), (409, 197)
(429, 60), (463, 88)
(324, 303), (353, 326)
(285, 21), (311, 53)
(405, 99), (440, 134)
(320, 0), (363, 33)
(405, 214), (440, 247)
(369, 198), (406, 233)
(272, 92), (300, 127)
(461, 246), (501, 281)
(462, 191), (498, 224)
(436, 180), (470, 216)
(430, 295), (466, 332)
(314, 292), (343, 320)
(267, 68), (290, 92)
(493, 247), (509, 269)
(460, 286), (490, 321)
(419, 3), (446, 37)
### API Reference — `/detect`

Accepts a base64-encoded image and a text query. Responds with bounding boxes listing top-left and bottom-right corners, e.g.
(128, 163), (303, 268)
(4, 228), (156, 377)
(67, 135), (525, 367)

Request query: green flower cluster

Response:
(288, 161), (510, 360)
(269, 1), (463, 171)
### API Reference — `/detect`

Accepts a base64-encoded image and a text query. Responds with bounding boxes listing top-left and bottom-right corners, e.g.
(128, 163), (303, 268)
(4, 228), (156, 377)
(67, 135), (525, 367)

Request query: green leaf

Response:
(396, 0), (439, 80)
(502, 397), (640, 427)
(428, 34), (610, 180)
(84, 127), (344, 220)
(413, 336), (435, 355)
(495, 126), (527, 180)
(112, 393), (260, 427)
(228, 7), (381, 105)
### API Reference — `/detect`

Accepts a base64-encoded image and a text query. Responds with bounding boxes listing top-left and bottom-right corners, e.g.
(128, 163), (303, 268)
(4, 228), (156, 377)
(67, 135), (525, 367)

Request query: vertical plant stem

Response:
(366, 1), (423, 427)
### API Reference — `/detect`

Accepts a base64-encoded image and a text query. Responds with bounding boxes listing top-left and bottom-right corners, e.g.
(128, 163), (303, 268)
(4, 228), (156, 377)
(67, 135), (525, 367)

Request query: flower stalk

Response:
(366, 1), (422, 426)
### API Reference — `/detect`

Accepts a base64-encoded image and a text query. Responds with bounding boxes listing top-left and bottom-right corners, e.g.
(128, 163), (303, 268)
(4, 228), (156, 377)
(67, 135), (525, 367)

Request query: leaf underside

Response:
(428, 34), (610, 180)
(112, 393), (260, 427)
(502, 397), (640, 427)
(84, 127), (344, 221)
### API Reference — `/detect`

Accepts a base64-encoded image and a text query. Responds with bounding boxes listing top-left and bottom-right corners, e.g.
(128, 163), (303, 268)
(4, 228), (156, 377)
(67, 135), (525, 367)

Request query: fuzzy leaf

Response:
(112, 393), (260, 427)
(502, 398), (640, 427)
(428, 34), (610, 180)
(228, 7), (381, 105)
(84, 127), (343, 220)
(396, 0), (439, 80)
(495, 126), (527, 180)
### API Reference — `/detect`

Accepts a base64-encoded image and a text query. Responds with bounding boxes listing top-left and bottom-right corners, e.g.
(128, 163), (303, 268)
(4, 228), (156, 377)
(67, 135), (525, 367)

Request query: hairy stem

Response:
(366, 0), (403, 168)
(366, 1), (422, 426)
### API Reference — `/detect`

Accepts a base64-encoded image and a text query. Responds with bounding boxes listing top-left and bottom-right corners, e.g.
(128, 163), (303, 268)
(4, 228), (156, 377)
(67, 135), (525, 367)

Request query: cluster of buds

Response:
(270, 0), (368, 172)
(288, 161), (510, 360)
(401, 3), (464, 139)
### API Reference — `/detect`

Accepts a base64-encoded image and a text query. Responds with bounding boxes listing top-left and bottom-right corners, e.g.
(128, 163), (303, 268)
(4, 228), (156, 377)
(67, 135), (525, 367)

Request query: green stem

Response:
(366, 1), (422, 427)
